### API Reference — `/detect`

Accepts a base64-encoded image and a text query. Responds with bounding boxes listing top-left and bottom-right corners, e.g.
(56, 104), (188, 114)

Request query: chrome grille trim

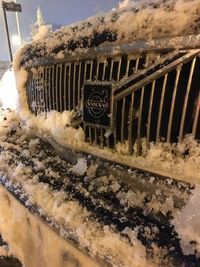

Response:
(146, 80), (155, 149)
(137, 86), (144, 155)
(120, 98), (126, 144)
(156, 73), (168, 142)
(167, 67), (181, 143)
(179, 57), (196, 142)
(192, 93), (200, 139)
(51, 66), (55, 111)
(128, 93), (135, 155)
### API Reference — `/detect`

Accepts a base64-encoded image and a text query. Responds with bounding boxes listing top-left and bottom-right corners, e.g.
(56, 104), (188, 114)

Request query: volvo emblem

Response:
(85, 91), (109, 118)
(83, 83), (113, 128)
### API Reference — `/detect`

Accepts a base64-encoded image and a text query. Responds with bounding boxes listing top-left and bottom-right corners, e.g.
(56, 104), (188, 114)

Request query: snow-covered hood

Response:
(17, 0), (200, 67)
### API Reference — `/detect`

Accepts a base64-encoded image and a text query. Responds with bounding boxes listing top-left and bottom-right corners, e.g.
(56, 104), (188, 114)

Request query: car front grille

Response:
(26, 45), (200, 155)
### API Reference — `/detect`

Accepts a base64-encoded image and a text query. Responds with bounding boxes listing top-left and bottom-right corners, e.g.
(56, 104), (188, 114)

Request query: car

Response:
(12, 1), (200, 266)
(17, 2), (199, 158)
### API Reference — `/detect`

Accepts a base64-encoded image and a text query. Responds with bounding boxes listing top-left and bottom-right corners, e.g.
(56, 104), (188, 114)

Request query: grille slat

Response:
(28, 72), (33, 111)
(51, 66), (55, 110)
(59, 64), (63, 112)
(167, 67), (181, 143)
(146, 81), (156, 149)
(44, 70), (47, 112)
(134, 57), (140, 73)
(94, 128), (97, 145)
(179, 57), (196, 142)
(75, 62), (82, 108)
(156, 73), (168, 142)
(55, 65), (59, 111)
(66, 63), (71, 110)
(121, 98), (126, 143)
(49, 67), (53, 110)
(73, 63), (76, 110)
(192, 93), (200, 139)
(63, 64), (67, 110)
(125, 57), (131, 79)
(35, 74), (39, 113)
(137, 87), (144, 155)
(128, 93), (135, 154)
(89, 126), (92, 144)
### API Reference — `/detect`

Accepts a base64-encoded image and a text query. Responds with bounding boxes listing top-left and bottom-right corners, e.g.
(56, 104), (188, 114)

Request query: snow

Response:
(0, 0), (199, 264)
(71, 158), (88, 176)
(0, 108), (199, 265)
(119, 0), (132, 9)
(173, 186), (200, 257)
(0, 109), (153, 267)
(0, 70), (18, 110)
(15, 0), (200, 68)
(11, 1), (200, 184)
(32, 24), (52, 42)
(0, 185), (102, 267)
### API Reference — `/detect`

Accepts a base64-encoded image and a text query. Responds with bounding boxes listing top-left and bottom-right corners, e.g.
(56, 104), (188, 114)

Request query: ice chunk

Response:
(71, 158), (87, 176)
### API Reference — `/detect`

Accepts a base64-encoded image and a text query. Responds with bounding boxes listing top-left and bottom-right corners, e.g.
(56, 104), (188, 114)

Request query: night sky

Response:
(0, 0), (120, 61)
